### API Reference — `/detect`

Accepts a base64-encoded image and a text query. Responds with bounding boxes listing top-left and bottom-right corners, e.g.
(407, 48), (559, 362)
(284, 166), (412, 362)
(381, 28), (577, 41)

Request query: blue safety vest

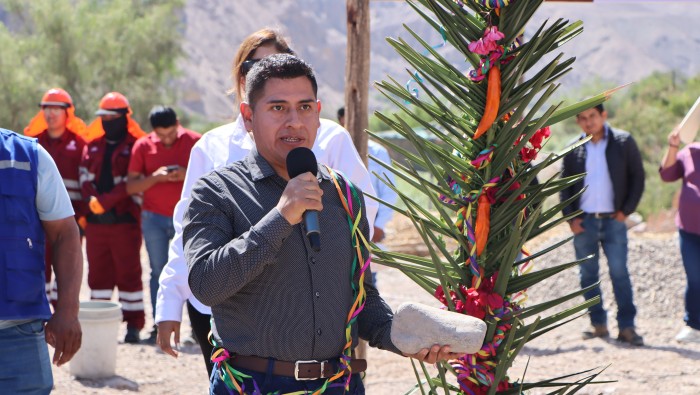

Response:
(0, 128), (50, 320)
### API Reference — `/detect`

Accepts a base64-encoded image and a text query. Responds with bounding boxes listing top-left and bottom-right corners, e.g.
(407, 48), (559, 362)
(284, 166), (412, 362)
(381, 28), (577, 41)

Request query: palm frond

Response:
(373, 1), (620, 393)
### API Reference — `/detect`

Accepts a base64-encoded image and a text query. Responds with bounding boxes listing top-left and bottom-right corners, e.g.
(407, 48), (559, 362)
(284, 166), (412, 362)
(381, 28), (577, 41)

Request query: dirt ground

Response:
(50, 215), (700, 394)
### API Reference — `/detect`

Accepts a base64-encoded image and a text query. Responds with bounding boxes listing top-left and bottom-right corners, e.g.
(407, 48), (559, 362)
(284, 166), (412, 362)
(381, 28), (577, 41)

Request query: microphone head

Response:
(286, 147), (317, 179)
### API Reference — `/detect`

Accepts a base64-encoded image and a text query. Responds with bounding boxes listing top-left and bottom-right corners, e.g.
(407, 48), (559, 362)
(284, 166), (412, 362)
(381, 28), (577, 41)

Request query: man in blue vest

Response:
(0, 128), (83, 393)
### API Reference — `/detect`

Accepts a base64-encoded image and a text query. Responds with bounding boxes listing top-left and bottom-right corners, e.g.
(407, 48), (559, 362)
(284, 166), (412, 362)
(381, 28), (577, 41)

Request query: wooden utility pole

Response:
(345, 0), (371, 165)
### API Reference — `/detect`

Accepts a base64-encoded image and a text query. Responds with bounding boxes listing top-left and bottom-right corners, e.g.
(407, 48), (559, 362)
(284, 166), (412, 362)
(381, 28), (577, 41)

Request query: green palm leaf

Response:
(372, 1), (621, 393)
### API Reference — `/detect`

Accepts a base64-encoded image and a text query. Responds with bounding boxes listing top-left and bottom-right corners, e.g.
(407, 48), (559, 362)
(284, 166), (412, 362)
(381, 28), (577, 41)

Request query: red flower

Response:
(520, 146), (538, 162)
(484, 186), (498, 203)
(462, 380), (489, 395)
(435, 275), (506, 319)
(529, 126), (551, 149)
(464, 288), (486, 319)
(497, 379), (513, 391)
(434, 285), (449, 306)
(476, 275), (505, 311)
(435, 285), (463, 312)
(481, 290), (504, 312)
(506, 180), (525, 201)
(461, 378), (511, 395)
(515, 126), (551, 163)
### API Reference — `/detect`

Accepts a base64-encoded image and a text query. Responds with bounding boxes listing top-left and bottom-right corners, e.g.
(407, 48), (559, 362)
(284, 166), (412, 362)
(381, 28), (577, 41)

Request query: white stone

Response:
(390, 302), (487, 355)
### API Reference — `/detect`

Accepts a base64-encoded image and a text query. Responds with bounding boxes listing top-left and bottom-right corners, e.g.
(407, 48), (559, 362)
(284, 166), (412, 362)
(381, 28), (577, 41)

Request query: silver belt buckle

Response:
(294, 359), (326, 380)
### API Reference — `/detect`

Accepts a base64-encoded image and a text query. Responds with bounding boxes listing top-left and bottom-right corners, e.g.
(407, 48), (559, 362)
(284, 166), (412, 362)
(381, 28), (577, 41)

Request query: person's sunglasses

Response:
(240, 59), (260, 76)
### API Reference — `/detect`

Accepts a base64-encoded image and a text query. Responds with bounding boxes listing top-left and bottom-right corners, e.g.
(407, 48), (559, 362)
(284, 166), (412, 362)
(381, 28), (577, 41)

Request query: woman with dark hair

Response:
(154, 28), (378, 376)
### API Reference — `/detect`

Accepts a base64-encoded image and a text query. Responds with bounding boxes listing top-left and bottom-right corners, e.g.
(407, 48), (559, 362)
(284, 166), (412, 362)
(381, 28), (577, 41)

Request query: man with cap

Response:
(24, 88), (89, 307)
(80, 92), (147, 343)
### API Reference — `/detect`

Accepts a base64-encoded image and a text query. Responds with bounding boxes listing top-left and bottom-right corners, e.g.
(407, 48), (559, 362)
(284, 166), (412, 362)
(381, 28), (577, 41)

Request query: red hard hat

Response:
(96, 92), (130, 115)
(40, 88), (73, 108)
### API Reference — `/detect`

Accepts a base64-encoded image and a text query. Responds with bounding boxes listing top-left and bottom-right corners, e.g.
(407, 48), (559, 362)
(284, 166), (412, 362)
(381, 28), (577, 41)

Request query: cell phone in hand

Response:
(166, 165), (179, 173)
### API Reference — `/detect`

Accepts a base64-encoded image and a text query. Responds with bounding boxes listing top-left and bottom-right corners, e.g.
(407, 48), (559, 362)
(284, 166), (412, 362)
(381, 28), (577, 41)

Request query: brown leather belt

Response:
(229, 355), (367, 381)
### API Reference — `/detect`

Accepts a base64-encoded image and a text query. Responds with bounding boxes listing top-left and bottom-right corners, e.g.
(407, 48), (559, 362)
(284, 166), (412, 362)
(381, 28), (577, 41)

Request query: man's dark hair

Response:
(245, 54), (317, 108)
(149, 106), (178, 129)
(337, 107), (345, 121)
(576, 103), (605, 119)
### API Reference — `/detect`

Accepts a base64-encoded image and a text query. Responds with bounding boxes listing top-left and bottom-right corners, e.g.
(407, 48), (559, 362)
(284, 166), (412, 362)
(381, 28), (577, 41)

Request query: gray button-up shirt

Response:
(183, 148), (399, 361)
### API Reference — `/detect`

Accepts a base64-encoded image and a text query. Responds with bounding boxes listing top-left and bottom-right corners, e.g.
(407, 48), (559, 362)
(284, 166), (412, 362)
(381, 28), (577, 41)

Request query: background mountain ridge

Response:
(177, 1), (700, 122)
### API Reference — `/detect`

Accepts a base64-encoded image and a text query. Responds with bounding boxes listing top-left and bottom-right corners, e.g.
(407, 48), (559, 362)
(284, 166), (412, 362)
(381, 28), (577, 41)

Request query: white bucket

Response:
(69, 301), (122, 379)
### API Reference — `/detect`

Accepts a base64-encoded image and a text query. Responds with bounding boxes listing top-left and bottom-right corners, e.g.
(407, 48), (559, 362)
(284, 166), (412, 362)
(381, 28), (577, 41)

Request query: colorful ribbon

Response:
(405, 25), (447, 101)
(471, 0), (512, 9)
(470, 144), (497, 169)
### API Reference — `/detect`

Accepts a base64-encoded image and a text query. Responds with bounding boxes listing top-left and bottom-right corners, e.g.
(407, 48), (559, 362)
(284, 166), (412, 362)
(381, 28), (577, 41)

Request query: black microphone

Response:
(286, 147), (321, 252)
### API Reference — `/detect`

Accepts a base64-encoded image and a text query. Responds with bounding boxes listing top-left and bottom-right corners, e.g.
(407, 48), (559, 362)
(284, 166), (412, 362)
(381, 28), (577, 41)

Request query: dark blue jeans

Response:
(141, 210), (175, 320)
(574, 216), (637, 329)
(210, 361), (365, 395)
(679, 229), (700, 330)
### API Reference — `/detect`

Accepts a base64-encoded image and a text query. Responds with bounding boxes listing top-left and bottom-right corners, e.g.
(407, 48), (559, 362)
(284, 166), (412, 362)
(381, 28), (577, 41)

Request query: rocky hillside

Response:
(177, 1), (700, 123)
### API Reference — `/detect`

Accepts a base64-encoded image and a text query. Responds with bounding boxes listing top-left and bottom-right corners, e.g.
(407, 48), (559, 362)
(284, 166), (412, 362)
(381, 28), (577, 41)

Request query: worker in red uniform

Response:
(80, 92), (147, 343)
(24, 88), (88, 307)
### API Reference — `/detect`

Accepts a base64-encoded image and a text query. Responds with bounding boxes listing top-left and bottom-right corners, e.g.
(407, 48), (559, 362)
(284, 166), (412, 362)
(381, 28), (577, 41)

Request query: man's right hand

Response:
(668, 125), (681, 147)
(276, 172), (323, 225)
(88, 196), (106, 215)
(569, 217), (585, 235)
(45, 310), (82, 366)
(166, 166), (186, 182)
(157, 320), (181, 358)
(152, 166), (171, 182)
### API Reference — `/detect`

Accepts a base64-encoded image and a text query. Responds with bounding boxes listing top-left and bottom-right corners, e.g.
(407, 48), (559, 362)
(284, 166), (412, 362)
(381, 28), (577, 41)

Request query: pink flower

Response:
(488, 49), (503, 63)
(469, 26), (505, 55)
(469, 39), (495, 55)
(484, 26), (505, 42)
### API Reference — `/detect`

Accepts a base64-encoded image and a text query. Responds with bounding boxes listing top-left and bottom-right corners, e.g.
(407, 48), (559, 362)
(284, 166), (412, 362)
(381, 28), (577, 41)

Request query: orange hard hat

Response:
(96, 92), (130, 115)
(25, 88), (87, 138)
(40, 88), (73, 108)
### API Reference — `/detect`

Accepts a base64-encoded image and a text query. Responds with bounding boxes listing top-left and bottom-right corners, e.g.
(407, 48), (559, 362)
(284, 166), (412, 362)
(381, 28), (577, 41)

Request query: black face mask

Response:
(102, 116), (128, 142)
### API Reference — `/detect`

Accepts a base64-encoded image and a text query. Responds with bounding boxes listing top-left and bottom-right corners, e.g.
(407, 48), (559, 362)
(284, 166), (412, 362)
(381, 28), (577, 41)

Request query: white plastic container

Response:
(69, 301), (122, 379)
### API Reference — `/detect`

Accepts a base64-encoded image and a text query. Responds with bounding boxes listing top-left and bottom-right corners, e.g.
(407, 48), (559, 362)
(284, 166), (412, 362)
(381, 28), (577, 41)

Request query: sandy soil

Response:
(50, 216), (700, 394)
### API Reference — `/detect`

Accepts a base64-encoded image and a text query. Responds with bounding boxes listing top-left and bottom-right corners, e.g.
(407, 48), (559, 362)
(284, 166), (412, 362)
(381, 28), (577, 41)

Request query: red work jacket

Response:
(79, 134), (141, 222)
(36, 129), (89, 219)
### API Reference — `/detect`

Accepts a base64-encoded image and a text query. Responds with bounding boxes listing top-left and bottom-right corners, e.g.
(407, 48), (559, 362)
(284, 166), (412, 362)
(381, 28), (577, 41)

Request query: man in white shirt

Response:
(560, 104), (645, 346)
